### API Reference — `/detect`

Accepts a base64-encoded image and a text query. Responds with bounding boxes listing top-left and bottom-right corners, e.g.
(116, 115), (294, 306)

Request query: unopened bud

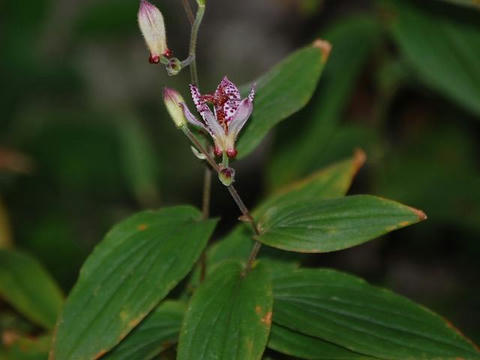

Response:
(163, 88), (187, 128)
(166, 58), (182, 76)
(218, 167), (235, 186)
(138, 0), (170, 64)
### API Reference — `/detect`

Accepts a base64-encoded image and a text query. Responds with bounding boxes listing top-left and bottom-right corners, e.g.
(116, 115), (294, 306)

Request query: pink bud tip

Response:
(227, 149), (237, 159)
(149, 54), (160, 64)
(214, 147), (222, 157)
(163, 48), (173, 58)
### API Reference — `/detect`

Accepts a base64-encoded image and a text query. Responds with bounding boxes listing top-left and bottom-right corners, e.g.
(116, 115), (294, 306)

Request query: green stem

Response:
(189, 3), (205, 85)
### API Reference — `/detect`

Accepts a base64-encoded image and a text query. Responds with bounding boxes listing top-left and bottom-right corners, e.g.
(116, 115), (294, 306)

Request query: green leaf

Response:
(269, 324), (375, 360)
(256, 150), (366, 218)
(237, 42), (329, 158)
(273, 268), (480, 360)
(256, 195), (426, 253)
(385, 0), (480, 116)
(51, 206), (217, 360)
(0, 250), (63, 329)
(267, 15), (380, 188)
(104, 300), (185, 360)
(178, 261), (273, 360)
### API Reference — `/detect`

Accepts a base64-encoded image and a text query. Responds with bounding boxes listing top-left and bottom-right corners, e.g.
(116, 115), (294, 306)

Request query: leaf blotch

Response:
(261, 311), (272, 326)
(137, 223), (148, 231)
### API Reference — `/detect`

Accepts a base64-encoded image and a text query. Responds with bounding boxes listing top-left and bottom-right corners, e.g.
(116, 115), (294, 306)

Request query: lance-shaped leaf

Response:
(0, 249), (63, 329)
(178, 261), (273, 360)
(256, 195), (426, 253)
(385, 0), (480, 116)
(256, 149), (366, 218)
(267, 15), (380, 188)
(269, 324), (376, 360)
(237, 40), (330, 158)
(51, 206), (217, 360)
(104, 301), (185, 360)
(273, 268), (480, 360)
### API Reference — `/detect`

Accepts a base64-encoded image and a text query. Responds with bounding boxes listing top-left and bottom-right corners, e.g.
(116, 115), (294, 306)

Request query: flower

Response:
(180, 77), (255, 158)
(137, 0), (171, 64)
(163, 88), (187, 128)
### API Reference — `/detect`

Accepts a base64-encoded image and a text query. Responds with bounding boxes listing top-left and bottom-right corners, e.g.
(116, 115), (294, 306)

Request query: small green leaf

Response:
(0, 250), (63, 329)
(104, 301), (186, 360)
(257, 195), (426, 253)
(273, 268), (480, 359)
(256, 150), (366, 218)
(178, 261), (273, 360)
(267, 15), (380, 188)
(385, 0), (480, 116)
(269, 324), (375, 360)
(51, 206), (217, 360)
(237, 42), (329, 158)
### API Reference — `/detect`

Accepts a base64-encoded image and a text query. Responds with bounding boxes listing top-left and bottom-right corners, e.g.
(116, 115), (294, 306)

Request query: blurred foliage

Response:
(1, 0), (480, 355)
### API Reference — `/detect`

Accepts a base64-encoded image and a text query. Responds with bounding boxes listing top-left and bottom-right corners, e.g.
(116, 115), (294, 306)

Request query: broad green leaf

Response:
(273, 268), (480, 360)
(237, 42), (329, 158)
(51, 206), (217, 360)
(178, 261), (273, 360)
(385, 0), (480, 116)
(256, 195), (426, 253)
(269, 324), (375, 360)
(104, 301), (185, 360)
(0, 250), (63, 329)
(194, 152), (368, 280)
(256, 149), (366, 218)
(267, 15), (380, 188)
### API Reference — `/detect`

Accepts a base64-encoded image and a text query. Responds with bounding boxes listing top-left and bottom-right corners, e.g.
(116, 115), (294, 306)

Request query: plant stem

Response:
(181, 0), (195, 25)
(181, 127), (262, 271)
(189, 3), (205, 85)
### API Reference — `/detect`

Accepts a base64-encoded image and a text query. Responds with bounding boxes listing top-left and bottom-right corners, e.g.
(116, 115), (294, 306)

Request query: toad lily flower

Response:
(180, 77), (255, 159)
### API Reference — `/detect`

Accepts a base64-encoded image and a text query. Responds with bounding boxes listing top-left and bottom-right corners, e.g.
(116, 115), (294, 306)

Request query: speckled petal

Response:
(215, 76), (241, 100)
(228, 85), (255, 138)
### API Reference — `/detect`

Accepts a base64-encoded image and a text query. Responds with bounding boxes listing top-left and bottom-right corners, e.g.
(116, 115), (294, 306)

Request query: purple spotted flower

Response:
(180, 77), (255, 158)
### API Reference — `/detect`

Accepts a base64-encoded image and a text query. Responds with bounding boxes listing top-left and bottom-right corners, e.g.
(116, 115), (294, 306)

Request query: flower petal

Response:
(189, 84), (215, 121)
(215, 76), (240, 101)
(179, 103), (209, 132)
(228, 85), (255, 138)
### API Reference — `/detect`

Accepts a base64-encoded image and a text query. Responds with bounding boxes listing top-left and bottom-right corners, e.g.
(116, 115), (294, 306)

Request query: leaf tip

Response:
(312, 38), (332, 63)
(410, 207), (427, 221)
(353, 148), (367, 175)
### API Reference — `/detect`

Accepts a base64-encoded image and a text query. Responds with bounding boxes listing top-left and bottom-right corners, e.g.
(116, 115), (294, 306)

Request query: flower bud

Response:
(218, 167), (235, 186)
(163, 88), (187, 128)
(166, 58), (182, 76)
(138, 0), (170, 64)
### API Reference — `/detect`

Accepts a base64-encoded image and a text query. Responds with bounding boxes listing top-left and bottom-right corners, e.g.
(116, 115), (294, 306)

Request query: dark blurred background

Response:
(1, 0), (479, 346)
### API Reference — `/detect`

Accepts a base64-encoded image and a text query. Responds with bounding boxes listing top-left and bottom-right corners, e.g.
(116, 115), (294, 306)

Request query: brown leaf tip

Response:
(312, 39), (332, 63)
(410, 207), (427, 221)
(353, 148), (367, 174)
